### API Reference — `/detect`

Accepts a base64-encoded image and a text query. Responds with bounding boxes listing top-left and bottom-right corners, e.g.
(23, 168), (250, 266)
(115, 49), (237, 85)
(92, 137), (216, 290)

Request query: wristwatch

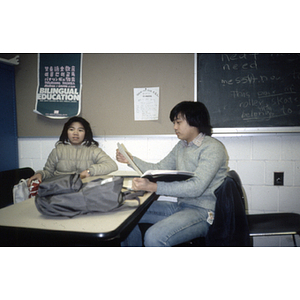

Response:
(87, 169), (91, 175)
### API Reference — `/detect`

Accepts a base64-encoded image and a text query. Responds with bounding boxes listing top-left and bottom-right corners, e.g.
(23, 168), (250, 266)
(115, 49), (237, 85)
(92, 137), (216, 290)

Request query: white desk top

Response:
(0, 177), (152, 234)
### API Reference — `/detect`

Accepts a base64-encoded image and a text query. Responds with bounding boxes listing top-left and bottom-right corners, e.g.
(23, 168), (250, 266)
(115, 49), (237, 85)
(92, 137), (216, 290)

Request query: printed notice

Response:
(134, 87), (159, 121)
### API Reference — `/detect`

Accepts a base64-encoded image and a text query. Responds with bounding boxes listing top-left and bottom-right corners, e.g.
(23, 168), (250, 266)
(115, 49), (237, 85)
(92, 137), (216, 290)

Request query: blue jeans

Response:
(121, 201), (212, 247)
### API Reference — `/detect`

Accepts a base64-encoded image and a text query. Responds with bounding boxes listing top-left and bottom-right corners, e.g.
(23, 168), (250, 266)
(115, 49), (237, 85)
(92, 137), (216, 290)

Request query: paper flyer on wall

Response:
(34, 53), (83, 119)
(134, 87), (159, 121)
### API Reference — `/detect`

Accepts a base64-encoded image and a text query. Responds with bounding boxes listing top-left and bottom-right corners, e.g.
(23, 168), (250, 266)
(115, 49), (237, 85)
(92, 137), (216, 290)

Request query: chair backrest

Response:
(0, 167), (35, 208)
(205, 170), (250, 246)
(226, 170), (245, 205)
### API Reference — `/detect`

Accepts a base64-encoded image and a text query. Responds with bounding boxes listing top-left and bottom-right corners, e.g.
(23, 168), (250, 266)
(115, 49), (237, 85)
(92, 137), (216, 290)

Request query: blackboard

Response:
(197, 54), (300, 133)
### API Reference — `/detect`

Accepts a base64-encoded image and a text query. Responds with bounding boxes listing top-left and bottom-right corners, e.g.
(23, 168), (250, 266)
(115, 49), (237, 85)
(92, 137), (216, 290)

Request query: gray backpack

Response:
(35, 174), (142, 217)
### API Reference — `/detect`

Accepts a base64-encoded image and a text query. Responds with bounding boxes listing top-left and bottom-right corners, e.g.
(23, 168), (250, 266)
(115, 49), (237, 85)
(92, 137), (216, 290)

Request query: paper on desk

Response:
(123, 179), (133, 189)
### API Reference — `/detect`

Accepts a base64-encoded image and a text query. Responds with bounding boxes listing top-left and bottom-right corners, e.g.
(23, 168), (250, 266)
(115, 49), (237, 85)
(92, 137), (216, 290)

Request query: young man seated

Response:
(116, 101), (228, 246)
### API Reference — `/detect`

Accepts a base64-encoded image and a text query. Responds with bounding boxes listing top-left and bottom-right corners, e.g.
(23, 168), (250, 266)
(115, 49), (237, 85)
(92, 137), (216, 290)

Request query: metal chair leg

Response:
(292, 235), (297, 247)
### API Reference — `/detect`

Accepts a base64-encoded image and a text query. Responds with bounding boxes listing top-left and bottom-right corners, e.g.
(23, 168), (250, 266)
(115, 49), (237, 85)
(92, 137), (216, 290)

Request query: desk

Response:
(0, 177), (157, 246)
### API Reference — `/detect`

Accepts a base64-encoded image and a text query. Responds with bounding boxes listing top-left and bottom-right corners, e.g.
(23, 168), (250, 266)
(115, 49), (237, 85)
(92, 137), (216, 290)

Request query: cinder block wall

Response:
(19, 133), (300, 246)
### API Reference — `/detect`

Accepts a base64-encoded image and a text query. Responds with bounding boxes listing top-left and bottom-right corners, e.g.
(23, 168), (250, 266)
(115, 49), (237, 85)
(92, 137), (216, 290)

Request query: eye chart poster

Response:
(34, 53), (82, 119)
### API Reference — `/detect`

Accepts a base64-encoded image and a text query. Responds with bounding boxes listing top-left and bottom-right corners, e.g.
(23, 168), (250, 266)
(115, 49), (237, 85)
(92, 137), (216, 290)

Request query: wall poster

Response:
(34, 53), (82, 119)
(134, 87), (159, 121)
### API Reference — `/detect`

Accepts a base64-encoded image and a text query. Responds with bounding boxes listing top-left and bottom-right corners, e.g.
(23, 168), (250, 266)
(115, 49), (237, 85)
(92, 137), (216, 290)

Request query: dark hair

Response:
(169, 101), (212, 136)
(58, 116), (99, 147)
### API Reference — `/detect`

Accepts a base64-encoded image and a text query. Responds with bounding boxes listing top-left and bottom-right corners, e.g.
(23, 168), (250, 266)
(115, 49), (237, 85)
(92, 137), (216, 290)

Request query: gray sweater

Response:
(133, 136), (228, 211)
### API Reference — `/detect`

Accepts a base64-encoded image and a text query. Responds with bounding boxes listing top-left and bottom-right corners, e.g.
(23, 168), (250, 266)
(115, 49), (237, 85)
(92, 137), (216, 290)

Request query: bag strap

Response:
(122, 190), (146, 205)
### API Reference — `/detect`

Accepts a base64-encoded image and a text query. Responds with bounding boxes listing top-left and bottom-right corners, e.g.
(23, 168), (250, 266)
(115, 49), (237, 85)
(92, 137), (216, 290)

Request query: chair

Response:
(226, 170), (300, 247)
(247, 213), (300, 246)
(204, 171), (250, 246)
(140, 170), (300, 246)
(0, 167), (35, 209)
(140, 170), (251, 247)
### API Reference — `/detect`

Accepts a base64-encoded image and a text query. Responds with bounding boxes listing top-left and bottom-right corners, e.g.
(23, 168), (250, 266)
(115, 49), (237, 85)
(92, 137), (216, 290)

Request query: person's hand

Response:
(116, 149), (131, 164)
(132, 178), (157, 193)
(27, 173), (42, 187)
(80, 170), (91, 179)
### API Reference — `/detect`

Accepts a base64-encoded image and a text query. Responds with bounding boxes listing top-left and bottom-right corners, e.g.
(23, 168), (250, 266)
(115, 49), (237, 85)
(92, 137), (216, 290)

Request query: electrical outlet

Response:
(274, 172), (284, 186)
